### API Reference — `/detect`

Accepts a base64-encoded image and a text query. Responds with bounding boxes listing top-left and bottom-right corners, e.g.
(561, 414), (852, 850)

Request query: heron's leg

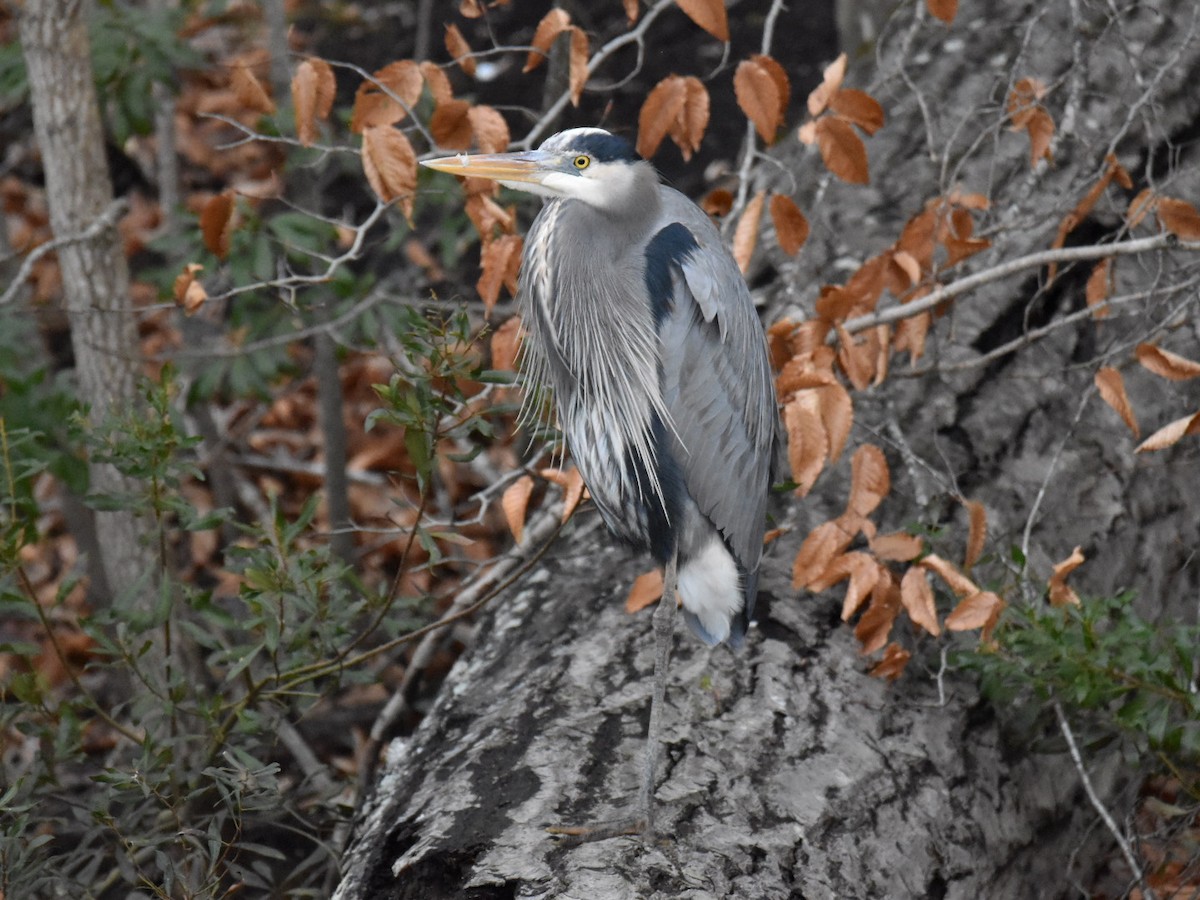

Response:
(547, 551), (678, 844)
(637, 548), (678, 830)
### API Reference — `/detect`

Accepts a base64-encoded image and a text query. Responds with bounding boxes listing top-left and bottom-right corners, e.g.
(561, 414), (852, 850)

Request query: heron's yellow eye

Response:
(573, 155), (590, 170)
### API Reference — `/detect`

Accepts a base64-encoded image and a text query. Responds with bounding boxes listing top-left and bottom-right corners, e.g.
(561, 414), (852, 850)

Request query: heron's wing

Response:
(650, 191), (776, 570)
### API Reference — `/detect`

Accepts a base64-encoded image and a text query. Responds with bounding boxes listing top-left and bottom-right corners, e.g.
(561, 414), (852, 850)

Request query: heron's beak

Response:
(420, 150), (559, 185)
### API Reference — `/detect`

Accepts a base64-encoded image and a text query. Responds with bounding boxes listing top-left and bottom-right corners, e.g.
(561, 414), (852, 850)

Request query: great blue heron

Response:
(422, 127), (775, 837)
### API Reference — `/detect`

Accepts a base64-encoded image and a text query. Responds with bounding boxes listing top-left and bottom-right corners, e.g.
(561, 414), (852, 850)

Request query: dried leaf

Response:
(919, 553), (978, 599)
(1025, 106), (1055, 168)
(625, 568), (664, 613)
(807, 53), (847, 117)
(431, 98), (474, 150)
(1135, 411), (1200, 453)
(540, 464), (587, 522)
(890, 249), (921, 287)
(419, 61), (455, 105)
(784, 390), (827, 498)
(870, 531), (923, 562)
(351, 61), (423, 132)
(892, 310), (931, 363)
(1047, 545), (1084, 607)
(178, 270), (207, 315)
(735, 56), (788, 143)
(854, 582), (901, 654)
(926, 0), (957, 23)
(675, 0), (729, 41)
(1006, 77), (1046, 128)
(868, 642), (911, 681)
(637, 76), (687, 159)
(944, 591), (1004, 632)
(701, 188), (734, 218)
(813, 553), (879, 621)
(624, 0), (640, 24)
(733, 189), (766, 274)
(792, 520), (855, 590)
(819, 380), (853, 462)
(361, 126), (418, 220)
(231, 65), (275, 115)
(962, 499), (987, 570)
(459, 0), (483, 16)
(900, 566), (940, 635)
(525, 8), (571, 72)
(200, 191), (235, 259)
(1095, 367), (1140, 438)
(502, 475), (535, 542)
(830, 88), (884, 135)
(292, 58), (336, 146)
(1085, 258), (1111, 318)
(1158, 197), (1200, 240)
(770, 193), (810, 255)
(1135, 343), (1200, 381)
(836, 324), (874, 391)
(567, 26), (589, 106)
(467, 105), (510, 153)
(844, 444), (890, 520)
(172, 262), (204, 303)
(815, 116), (869, 184)
(1126, 188), (1156, 230)
(665, 77), (709, 160)
(490, 315), (522, 372)
(445, 24), (476, 77)
(476, 234), (523, 312)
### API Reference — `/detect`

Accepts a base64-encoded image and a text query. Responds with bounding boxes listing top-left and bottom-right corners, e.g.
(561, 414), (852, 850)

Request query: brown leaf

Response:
(361, 126), (418, 220)
(854, 581), (901, 654)
(1095, 367), (1140, 438)
(459, 0), (483, 16)
(1135, 411), (1200, 453)
(836, 324), (874, 390)
(666, 77), (709, 160)
(1047, 545), (1084, 607)
(819, 380), (854, 462)
(1157, 197), (1200, 240)
(419, 61), (455, 105)
(735, 56), (787, 143)
(351, 61), (423, 132)
(962, 499), (987, 570)
(625, 568), (664, 613)
(182, 278), (208, 316)
(637, 76), (687, 159)
(830, 88), (884, 135)
(675, 0), (729, 41)
(1025, 106), (1055, 168)
(784, 391), (828, 498)
(173, 262), (204, 303)
(200, 191), (235, 259)
(292, 58), (336, 146)
(844, 444), (890, 521)
(733, 189), (766, 274)
(900, 566), (940, 636)
(623, 0), (640, 23)
(490, 315), (522, 372)
(1084, 258), (1112, 318)
(1007, 77), (1046, 128)
(445, 24), (476, 77)
(567, 26), (589, 106)
(502, 475), (535, 542)
(807, 53), (847, 117)
(870, 531), (923, 562)
(919, 553), (978, 599)
(770, 193), (810, 255)
(701, 188), (734, 218)
(815, 116), (869, 184)
(467, 105), (510, 153)
(431, 99), (474, 150)
(817, 553), (880, 621)
(792, 520), (855, 590)
(890, 249), (921, 288)
(926, 0), (958, 23)
(1135, 343), (1200, 381)
(943, 236), (990, 267)
(525, 8), (571, 73)
(540, 465), (587, 522)
(476, 234), (523, 312)
(231, 65), (275, 115)
(944, 591), (1004, 633)
(1126, 188), (1157, 230)
(868, 642), (912, 681)
(892, 310), (931, 363)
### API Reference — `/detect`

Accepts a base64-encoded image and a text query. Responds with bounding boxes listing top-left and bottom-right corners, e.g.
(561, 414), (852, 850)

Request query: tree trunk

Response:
(337, 0), (1200, 895)
(18, 1), (161, 629)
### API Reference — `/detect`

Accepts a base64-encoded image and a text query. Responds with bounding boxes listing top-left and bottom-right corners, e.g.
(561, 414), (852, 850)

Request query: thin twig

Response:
(0, 198), (128, 306)
(1054, 701), (1157, 900)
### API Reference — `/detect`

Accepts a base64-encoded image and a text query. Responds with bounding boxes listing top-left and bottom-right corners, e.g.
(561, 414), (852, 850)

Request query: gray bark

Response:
(338, 0), (1200, 896)
(18, 1), (161, 629)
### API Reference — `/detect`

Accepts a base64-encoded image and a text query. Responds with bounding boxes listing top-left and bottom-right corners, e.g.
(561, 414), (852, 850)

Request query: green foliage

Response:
(965, 592), (1200, 789)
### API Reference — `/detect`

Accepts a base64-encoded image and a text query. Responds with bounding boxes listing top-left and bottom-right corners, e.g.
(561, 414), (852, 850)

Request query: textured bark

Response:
(18, 1), (160, 616)
(338, 0), (1200, 896)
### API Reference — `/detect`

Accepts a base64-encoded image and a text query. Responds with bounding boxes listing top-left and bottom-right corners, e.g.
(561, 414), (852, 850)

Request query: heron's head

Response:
(421, 128), (655, 215)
